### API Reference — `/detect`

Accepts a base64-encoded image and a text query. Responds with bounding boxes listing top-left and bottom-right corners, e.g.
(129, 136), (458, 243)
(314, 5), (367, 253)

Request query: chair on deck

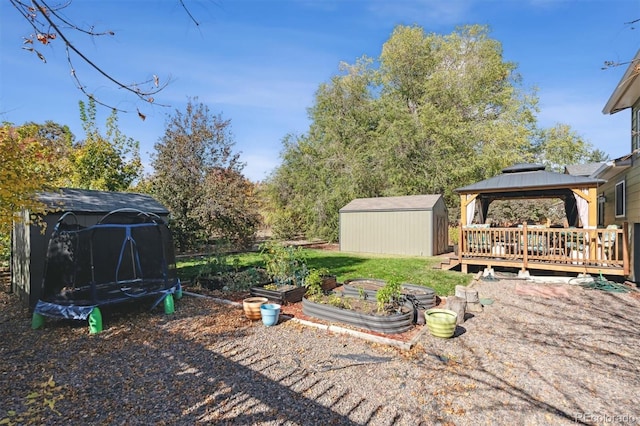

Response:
(548, 232), (566, 257)
(465, 224), (491, 253)
(519, 224), (547, 256)
(526, 233), (547, 256)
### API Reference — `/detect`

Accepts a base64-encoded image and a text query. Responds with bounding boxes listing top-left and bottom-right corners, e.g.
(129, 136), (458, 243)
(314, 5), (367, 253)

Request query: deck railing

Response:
(459, 223), (629, 276)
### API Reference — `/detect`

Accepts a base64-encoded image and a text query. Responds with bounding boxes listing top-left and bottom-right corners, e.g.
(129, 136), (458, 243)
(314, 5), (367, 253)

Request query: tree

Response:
(152, 98), (259, 251)
(265, 24), (539, 241)
(0, 124), (63, 253)
(68, 99), (142, 191)
(198, 167), (261, 249)
(265, 59), (382, 240)
(532, 123), (609, 172)
(8, 0), (199, 112)
(376, 25), (536, 202)
(17, 121), (75, 188)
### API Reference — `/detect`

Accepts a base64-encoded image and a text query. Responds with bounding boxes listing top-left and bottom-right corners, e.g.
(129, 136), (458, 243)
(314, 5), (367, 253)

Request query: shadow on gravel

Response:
(152, 338), (366, 424)
(0, 294), (402, 425)
(424, 279), (640, 424)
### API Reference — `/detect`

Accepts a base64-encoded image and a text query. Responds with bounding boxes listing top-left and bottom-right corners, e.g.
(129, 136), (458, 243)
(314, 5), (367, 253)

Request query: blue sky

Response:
(1, 0), (640, 182)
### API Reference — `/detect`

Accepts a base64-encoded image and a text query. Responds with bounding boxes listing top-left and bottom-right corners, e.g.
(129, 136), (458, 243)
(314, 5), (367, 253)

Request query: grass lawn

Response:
(177, 248), (472, 296)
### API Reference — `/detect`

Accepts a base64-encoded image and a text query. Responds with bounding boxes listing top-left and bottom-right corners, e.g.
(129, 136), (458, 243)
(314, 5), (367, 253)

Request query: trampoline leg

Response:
(89, 307), (103, 334)
(164, 294), (175, 315)
(31, 312), (45, 330)
(175, 284), (183, 300)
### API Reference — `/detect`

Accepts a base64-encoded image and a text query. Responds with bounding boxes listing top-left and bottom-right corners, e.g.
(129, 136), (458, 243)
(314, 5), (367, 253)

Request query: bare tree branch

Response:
(9, 0), (179, 114)
(602, 18), (640, 70)
(180, 0), (200, 26)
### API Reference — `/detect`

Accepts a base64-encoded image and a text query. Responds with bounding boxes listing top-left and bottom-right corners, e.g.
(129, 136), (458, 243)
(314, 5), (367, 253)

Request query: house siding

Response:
(600, 163), (640, 226)
(601, 49), (640, 279)
(597, 101), (640, 279)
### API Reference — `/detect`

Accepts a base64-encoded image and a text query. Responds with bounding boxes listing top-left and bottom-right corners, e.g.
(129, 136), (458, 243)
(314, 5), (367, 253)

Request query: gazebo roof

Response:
(455, 164), (605, 195)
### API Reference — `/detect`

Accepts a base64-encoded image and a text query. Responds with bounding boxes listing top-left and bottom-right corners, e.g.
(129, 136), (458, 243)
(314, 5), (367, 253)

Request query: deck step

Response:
(433, 255), (460, 271)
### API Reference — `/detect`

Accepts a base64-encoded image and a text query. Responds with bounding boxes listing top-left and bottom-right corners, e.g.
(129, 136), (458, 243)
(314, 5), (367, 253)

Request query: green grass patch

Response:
(177, 248), (471, 296)
(302, 250), (471, 296)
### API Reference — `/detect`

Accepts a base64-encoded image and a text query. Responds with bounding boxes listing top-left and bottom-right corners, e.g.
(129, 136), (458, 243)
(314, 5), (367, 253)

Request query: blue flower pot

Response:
(260, 303), (281, 326)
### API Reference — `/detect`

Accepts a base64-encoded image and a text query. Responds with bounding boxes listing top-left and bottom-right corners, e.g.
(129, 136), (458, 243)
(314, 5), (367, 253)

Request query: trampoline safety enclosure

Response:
(31, 208), (181, 333)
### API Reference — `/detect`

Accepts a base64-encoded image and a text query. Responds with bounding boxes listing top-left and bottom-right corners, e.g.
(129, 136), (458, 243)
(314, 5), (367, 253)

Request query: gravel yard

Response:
(1, 275), (639, 425)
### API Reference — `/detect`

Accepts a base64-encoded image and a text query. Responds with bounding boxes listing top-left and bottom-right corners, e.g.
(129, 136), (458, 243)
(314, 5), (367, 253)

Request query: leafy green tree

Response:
(152, 98), (258, 251)
(266, 59), (381, 241)
(69, 99), (142, 191)
(266, 24), (539, 240)
(25, 120), (75, 149)
(16, 121), (75, 188)
(376, 25), (536, 204)
(533, 123), (609, 172)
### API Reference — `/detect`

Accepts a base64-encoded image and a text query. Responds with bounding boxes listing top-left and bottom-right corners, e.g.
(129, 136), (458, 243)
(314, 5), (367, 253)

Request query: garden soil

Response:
(1, 275), (639, 425)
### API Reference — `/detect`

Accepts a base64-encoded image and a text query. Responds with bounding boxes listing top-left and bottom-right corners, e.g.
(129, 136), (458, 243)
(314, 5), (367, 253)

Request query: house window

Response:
(597, 193), (605, 227)
(615, 180), (626, 218)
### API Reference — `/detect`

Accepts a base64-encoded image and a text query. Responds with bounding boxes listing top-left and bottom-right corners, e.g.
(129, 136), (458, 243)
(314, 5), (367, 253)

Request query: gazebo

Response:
(453, 164), (628, 276)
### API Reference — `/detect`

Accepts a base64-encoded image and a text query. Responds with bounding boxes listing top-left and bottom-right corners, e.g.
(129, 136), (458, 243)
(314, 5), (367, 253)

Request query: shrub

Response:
(260, 240), (308, 287)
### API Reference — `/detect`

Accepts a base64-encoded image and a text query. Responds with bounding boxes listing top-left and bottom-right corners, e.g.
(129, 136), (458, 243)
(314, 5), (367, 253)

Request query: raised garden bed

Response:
(301, 296), (413, 334)
(342, 278), (436, 309)
(250, 284), (307, 304)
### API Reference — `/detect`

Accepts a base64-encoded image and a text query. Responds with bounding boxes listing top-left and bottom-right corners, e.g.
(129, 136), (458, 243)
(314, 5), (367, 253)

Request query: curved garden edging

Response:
(301, 297), (413, 334)
(342, 279), (436, 309)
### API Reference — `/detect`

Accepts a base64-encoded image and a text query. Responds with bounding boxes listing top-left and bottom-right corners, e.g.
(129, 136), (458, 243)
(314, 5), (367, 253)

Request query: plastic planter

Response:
(260, 303), (281, 326)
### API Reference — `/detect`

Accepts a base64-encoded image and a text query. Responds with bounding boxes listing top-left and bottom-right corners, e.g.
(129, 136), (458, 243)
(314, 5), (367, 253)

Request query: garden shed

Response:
(339, 195), (448, 257)
(12, 188), (174, 311)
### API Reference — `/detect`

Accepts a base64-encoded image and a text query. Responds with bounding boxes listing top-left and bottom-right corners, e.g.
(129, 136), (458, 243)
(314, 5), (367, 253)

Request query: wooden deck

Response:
(454, 224), (629, 276)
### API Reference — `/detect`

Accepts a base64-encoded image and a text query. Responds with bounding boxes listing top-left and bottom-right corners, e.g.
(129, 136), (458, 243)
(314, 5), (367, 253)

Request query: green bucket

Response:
(88, 307), (103, 335)
(164, 294), (175, 315)
(31, 312), (45, 330)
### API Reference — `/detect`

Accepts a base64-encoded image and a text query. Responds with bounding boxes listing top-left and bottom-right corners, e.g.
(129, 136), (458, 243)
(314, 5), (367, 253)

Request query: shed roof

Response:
(340, 195), (442, 213)
(38, 188), (169, 215)
(455, 163), (604, 194)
